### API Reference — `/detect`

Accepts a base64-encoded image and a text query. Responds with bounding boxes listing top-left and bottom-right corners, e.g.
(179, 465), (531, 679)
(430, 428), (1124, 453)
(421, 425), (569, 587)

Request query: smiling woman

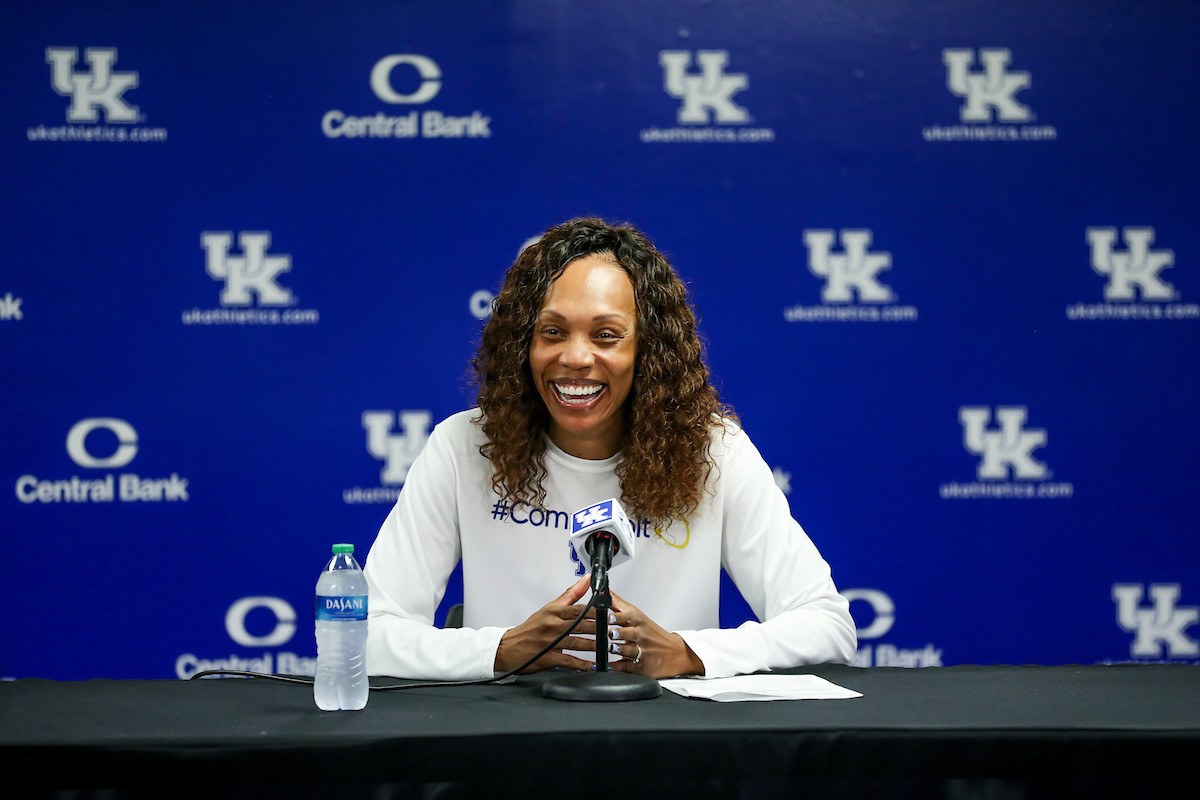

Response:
(363, 218), (856, 682)
(528, 255), (638, 460)
(475, 219), (730, 525)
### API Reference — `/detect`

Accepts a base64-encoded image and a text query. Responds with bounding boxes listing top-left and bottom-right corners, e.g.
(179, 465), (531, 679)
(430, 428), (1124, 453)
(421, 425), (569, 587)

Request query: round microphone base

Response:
(541, 670), (663, 702)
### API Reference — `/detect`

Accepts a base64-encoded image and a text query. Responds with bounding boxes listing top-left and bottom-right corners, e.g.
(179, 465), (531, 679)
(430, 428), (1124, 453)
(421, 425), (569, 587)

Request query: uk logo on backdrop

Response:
(784, 229), (918, 322)
(322, 54), (492, 140)
(14, 417), (190, 504)
(640, 50), (774, 144)
(181, 231), (320, 325)
(842, 589), (943, 668)
(0, 292), (22, 321)
(1109, 583), (1198, 663)
(28, 47), (167, 143)
(343, 409), (432, 504)
(940, 406), (1073, 499)
(175, 596), (315, 679)
(923, 48), (1055, 142)
(1066, 227), (1198, 321)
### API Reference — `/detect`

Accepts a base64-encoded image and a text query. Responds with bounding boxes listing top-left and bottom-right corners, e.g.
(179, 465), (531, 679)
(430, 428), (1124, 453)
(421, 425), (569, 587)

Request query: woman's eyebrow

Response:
(538, 310), (629, 324)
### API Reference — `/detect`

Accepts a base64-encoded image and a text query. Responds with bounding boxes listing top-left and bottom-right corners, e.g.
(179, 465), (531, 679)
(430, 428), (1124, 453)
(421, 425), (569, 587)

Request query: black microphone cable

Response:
(189, 588), (603, 692)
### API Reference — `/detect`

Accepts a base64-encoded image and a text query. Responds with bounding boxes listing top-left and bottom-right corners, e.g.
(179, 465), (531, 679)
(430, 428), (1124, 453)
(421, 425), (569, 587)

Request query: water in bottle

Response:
(314, 543), (369, 711)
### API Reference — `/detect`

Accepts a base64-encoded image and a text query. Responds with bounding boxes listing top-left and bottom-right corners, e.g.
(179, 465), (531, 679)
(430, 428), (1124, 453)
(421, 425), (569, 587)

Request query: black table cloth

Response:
(3, 664), (1198, 792)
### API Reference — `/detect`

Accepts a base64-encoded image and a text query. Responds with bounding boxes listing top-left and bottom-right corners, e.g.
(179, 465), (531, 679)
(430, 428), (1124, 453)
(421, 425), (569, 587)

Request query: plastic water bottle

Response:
(314, 543), (369, 711)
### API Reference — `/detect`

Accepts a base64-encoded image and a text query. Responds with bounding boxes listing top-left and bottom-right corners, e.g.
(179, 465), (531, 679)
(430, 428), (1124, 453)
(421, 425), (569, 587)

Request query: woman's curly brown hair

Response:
(473, 217), (735, 525)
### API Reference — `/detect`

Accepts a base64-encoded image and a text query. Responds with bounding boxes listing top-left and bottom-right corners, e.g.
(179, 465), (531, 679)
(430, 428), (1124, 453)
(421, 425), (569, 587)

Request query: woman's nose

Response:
(560, 335), (595, 368)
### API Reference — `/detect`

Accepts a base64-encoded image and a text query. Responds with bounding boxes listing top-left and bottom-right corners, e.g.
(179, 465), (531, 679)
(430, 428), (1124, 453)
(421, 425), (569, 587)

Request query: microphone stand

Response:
(542, 532), (663, 701)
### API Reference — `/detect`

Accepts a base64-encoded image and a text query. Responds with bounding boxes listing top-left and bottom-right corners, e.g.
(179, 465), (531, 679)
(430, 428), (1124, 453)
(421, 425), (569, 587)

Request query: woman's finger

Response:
(601, 625), (637, 642)
(558, 575), (591, 605)
(606, 588), (637, 615)
(540, 650), (594, 671)
(557, 635), (601, 653)
(568, 612), (620, 635)
(552, 603), (597, 621)
(603, 641), (641, 661)
(609, 611), (631, 628)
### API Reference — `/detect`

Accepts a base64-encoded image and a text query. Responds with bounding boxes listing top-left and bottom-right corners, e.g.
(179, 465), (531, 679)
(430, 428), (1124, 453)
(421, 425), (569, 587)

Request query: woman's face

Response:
(529, 254), (637, 460)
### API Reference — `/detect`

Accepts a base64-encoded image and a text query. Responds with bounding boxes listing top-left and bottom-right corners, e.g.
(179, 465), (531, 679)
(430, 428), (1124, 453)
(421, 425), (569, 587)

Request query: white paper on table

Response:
(658, 673), (863, 702)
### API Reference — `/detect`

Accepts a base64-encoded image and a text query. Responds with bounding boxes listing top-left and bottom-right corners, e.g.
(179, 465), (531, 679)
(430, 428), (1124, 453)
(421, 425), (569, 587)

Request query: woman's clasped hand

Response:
(494, 575), (705, 678)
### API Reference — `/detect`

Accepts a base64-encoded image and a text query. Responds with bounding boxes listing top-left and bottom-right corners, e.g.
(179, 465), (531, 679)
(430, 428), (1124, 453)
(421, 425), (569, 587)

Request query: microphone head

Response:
(568, 498), (635, 571)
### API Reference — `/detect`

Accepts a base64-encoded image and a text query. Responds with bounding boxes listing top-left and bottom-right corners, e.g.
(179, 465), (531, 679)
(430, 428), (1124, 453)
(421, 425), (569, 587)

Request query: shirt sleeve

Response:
(363, 419), (507, 680)
(675, 426), (858, 677)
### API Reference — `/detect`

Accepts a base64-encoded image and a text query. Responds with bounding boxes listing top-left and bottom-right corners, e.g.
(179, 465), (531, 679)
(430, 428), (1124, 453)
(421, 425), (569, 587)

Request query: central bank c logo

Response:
(66, 418), (138, 468)
(225, 596), (297, 647)
(370, 55), (441, 104)
(840, 589), (895, 639)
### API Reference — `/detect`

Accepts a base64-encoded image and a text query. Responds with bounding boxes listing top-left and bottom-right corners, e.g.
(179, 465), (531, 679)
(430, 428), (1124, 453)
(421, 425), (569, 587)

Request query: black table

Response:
(3, 664), (1198, 798)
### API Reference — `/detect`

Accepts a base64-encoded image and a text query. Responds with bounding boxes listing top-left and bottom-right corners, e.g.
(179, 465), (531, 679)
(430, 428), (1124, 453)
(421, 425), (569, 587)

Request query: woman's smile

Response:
(550, 379), (606, 407)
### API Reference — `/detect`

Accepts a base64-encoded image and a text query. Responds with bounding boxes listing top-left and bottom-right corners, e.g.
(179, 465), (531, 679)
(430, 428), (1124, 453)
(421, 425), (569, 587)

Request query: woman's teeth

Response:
(554, 383), (603, 404)
(556, 383), (602, 396)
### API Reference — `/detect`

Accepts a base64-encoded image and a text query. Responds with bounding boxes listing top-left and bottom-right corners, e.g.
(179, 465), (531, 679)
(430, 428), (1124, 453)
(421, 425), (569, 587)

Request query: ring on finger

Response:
(632, 644), (642, 664)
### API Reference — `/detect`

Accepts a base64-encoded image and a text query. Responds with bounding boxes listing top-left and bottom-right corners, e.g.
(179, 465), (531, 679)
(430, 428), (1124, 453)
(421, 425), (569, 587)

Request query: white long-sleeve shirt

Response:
(364, 410), (856, 679)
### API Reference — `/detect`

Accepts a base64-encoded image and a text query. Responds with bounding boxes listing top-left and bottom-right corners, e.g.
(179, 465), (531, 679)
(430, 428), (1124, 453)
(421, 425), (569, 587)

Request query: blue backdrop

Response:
(3, 0), (1198, 680)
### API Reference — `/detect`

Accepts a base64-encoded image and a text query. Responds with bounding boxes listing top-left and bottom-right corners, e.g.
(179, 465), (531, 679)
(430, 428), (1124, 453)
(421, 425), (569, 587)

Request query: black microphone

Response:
(543, 500), (661, 702)
(567, 499), (637, 670)
(584, 530), (617, 595)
